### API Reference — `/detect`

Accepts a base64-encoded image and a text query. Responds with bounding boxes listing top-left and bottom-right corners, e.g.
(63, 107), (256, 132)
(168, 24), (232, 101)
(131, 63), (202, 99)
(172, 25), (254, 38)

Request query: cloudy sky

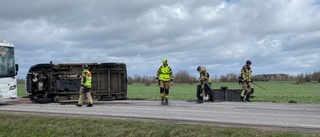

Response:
(1, 0), (320, 78)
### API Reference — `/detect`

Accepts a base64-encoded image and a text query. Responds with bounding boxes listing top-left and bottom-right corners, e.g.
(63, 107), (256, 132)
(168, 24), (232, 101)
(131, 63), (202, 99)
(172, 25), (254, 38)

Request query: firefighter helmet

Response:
(162, 58), (168, 63)
(246, 60), (252, 65)
(197, 66), (201, 71)
(81, 64), (88, 69)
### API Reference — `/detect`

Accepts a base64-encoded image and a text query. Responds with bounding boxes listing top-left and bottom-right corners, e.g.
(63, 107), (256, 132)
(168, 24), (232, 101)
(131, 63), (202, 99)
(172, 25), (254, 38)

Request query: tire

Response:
(29, 95), (37, 103)
(101, 96), (115, 101)
(28, 63), (54, 72)
(112, 95), (117, 100)
(101, 63), (117, 67)
(29, 95), (53, 103)
(37, 98), (53, 104)
(34, 63), (53, 68)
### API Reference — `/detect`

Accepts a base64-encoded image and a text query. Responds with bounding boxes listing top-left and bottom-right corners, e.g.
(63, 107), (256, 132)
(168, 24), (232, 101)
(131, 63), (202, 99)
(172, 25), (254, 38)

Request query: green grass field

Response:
(127, 81), (320, 104)
(18, 81), (320, 103)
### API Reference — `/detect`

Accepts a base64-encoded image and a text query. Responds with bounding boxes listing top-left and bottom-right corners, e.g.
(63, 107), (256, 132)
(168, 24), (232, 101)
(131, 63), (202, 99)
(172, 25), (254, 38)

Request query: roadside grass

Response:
(127, 81), (320, 104)
(0, 113), (318, 137)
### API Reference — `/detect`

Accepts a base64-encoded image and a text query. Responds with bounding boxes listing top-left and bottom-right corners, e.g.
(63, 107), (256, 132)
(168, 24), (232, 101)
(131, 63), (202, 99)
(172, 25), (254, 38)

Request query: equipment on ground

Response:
(26, 62), (127, 103)
(252, 82), (268, 91)
(196, 85), (243, 102)
(196, 83), (214, 102)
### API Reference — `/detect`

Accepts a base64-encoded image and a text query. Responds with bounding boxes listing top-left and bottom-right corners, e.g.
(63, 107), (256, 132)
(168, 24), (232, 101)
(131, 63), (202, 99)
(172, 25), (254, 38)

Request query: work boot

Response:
(86, 103), (93, 107)
(76, 104), (82, 107)
(165, 99), (168, 103)
(245, 96), (251, 102)
(161, 98), (165, 102)
(240, 96), (245, 102)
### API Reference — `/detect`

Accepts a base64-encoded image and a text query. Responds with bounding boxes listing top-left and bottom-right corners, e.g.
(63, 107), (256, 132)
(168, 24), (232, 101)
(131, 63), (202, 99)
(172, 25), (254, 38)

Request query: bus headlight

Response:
(9, 85), (17, 90)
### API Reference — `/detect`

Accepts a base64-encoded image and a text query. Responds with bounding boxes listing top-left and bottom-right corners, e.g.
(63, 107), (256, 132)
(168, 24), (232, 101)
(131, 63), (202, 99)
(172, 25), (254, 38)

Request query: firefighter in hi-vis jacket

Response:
(156, 58), (173, 103)
(76, 64), (93, 107)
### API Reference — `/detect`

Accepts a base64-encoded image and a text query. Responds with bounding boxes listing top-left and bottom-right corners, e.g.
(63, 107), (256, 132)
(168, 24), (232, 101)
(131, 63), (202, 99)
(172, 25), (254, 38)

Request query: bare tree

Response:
(174, 70), (197, 83)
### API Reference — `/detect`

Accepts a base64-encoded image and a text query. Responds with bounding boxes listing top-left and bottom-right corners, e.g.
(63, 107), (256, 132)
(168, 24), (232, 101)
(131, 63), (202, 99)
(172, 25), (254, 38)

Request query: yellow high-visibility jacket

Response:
(156, 65), (173, 81)
(81, 69), (92, 88)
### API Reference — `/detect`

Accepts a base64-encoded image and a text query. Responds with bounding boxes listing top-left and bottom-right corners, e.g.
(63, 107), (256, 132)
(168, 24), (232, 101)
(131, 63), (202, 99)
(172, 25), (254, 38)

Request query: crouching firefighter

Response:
(239, 60), (254, 102)
(156, 58), (173, 103)
(76, 64), (93, 107)
(197, 66), (214, 102)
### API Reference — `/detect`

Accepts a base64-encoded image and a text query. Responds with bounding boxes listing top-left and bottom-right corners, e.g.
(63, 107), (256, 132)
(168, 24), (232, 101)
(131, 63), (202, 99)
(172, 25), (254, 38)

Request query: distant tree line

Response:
(219, 73), (294, 82)
(17, 70), (320, 85)
(128, 70), (198, 86)
(296, 72), (320, 83)
(128, 70), (320, 84)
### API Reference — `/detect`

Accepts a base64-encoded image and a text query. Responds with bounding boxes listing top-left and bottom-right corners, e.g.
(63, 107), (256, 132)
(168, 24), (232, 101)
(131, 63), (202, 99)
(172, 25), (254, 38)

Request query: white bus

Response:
(0, 40), (18, 99)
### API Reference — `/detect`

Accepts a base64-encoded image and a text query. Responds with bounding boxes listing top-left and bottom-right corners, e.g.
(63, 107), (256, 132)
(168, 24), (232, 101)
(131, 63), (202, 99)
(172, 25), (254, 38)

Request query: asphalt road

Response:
(1, 98), (320, 132)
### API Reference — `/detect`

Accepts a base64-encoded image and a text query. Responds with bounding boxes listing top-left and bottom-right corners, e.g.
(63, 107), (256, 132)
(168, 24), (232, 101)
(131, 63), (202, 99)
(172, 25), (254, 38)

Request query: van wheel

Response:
(101, 63), (116, 67)
(101, 96), (115, 101)
(29, 95), (53, 103)
(34, 63), (54, 68)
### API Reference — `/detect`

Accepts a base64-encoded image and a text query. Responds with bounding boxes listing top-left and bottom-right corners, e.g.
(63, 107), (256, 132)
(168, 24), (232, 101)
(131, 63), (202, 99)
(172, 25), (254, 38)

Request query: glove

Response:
(241, 77), (247, 82)
(170, 78), (173, 82)
(77, 74), (83, 79)
(156, 76), (159, 80)
(251, 79), (253, 83)
(79, 86), (84, 92)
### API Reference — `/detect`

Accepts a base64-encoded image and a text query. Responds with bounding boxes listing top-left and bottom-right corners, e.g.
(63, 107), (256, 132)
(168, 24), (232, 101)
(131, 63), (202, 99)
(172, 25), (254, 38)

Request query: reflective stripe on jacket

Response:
(157, 65), (172, 81)
(81, 69), (92, 88)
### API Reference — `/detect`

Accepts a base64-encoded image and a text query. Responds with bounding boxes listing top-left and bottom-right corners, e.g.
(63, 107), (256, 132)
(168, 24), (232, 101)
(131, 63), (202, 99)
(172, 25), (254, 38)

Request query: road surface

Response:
(1, 98), (320, 132)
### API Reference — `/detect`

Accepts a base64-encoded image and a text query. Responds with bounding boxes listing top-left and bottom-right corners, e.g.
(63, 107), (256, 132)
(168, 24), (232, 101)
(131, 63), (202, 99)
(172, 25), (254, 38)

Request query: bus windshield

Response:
(0, 46), (16, 77)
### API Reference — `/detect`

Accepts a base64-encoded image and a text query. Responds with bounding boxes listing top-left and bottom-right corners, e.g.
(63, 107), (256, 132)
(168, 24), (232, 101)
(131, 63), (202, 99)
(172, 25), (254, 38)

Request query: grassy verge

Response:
(0, 113), (318, 137)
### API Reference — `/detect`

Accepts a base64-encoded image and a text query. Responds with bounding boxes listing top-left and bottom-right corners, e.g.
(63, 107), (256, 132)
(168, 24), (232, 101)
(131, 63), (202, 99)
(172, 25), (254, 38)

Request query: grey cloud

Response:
(1, 0), (320, 78)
